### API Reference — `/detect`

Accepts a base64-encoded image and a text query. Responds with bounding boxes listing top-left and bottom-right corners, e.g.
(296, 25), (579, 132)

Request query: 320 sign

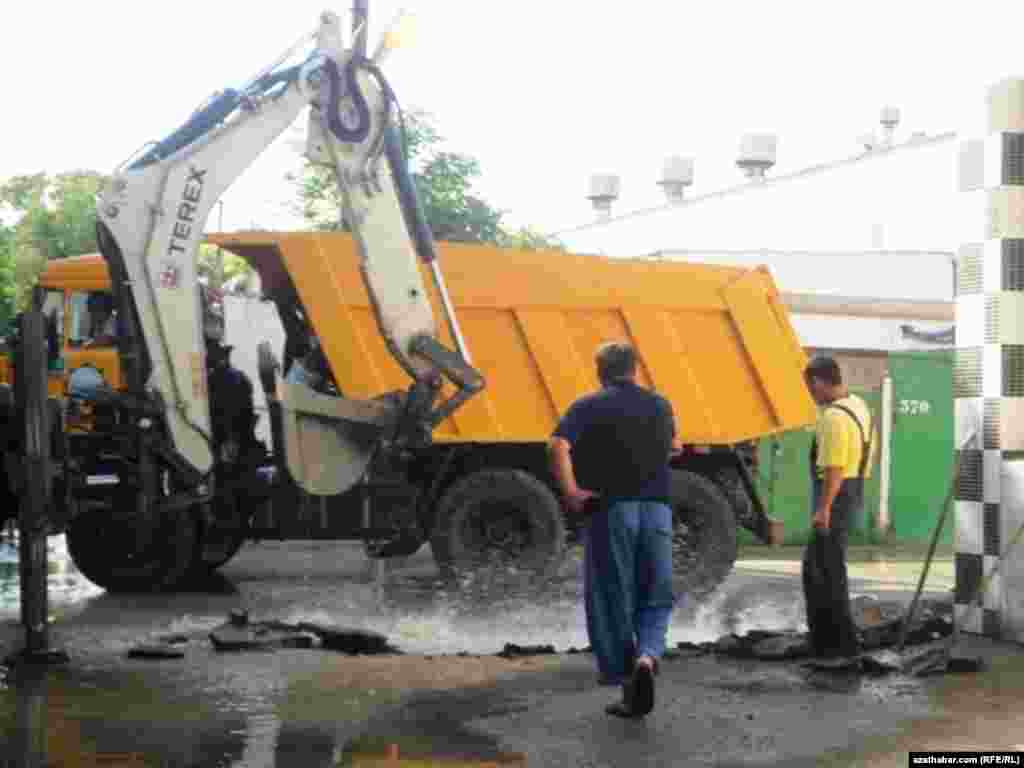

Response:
(898, 399), (932, 416)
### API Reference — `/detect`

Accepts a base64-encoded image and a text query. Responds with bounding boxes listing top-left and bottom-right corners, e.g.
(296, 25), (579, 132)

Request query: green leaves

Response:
(0, 171), (108, 313)
(289, 110), (562, 251)
(197, 243), (254, 290)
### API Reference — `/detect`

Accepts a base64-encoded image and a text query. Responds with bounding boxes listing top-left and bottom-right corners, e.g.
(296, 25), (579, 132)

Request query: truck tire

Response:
(710, 466), (755, 531)
(430, 469), (566, 576)
(66, 505), (199, 593)
(670, 469), (738, 601)
(364, 536), (424, 559)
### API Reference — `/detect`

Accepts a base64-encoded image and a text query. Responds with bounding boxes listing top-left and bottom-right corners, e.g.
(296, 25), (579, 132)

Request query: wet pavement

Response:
(1, 532), (1021, 767)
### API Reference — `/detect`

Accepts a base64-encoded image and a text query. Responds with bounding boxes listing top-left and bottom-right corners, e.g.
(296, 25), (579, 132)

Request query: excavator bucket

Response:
(257, 340), (397, 495)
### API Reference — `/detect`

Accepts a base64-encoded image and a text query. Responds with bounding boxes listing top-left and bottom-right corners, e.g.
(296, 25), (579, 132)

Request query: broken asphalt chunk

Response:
(674, 642), (712, 658)
(497, 643), (556, 659)
(903, 645), (951, 677)
(127, 643), (186, 660)
(947, 653), (986, 673)
(860, 650), (902, 676)
(802, 656), (863, 672)
(751, 633), (810, 660)
(155, 634), (190, 645)
(714, 635), (747, 657)
(297, 623), (392, 654)
(209, 624), (278, 652)
(278, 632), (318, 650)
(711, 631), (810, 660)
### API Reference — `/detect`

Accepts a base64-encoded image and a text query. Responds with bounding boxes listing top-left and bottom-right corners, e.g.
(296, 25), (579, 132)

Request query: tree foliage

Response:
(289, 110), (562, 250)
(197, 243), (255, 292)
(0, 225), (15, 334)
(0, 171), (108, 313)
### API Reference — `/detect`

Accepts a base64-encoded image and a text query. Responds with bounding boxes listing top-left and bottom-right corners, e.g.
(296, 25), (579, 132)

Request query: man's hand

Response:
(565, 487), (598, 516)
(814, 466), (843, 532)
(670, 437), (684, 460)
(813, 507), (831, 530)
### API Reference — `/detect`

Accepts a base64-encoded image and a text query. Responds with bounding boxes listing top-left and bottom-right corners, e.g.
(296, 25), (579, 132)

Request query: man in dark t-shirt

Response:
(548, 342), (681, 718)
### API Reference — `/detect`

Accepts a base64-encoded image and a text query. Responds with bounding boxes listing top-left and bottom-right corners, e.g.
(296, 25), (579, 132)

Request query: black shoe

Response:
(605, 700), (645, 718)
(631, 662), (655, 716)
(605, 676), (638, 718)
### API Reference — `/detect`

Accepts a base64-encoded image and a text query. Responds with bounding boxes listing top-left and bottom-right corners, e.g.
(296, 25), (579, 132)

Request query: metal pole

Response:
(17, 311), (51, 657)
(9, 310), (67, 666)
(353, 0), (369, 57)
(879, 376), (893, 536)
(216, 200), (225, 290)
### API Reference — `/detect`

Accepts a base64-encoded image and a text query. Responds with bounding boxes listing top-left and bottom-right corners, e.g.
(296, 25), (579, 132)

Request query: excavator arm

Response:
(95, 9), (482, 493)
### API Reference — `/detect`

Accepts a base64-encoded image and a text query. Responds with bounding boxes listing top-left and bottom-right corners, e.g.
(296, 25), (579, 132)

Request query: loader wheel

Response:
(669, 469), (738, 601)
(66, 504), (199, 593)
(195, 520), (249, 573)
(430, 469), (566, 577)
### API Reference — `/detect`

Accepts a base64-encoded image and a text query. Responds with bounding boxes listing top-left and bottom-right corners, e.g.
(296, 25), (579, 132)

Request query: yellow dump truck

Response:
(0, 233), (816, 595)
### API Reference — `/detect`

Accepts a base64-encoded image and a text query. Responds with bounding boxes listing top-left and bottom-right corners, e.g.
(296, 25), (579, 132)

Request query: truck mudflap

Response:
(732, 450), (781, 544)
(681, 444), (781, 546)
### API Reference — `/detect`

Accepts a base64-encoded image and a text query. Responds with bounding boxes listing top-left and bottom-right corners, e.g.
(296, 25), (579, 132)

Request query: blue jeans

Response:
(584, 500), (675, 684)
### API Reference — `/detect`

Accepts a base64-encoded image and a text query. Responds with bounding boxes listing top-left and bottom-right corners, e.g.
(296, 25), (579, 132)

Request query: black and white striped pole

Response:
(954, 78), (1024, 640)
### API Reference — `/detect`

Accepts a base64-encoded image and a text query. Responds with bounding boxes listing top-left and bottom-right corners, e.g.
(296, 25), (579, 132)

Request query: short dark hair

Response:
(805, 355), (842, 386)
(596, 342), (637, 384)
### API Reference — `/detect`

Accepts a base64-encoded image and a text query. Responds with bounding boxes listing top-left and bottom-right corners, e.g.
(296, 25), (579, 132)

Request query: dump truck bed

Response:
(209, 232), (816, 445)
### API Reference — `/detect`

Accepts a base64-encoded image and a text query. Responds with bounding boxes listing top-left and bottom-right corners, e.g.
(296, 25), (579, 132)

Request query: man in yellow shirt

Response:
(802, 355), (874, 664)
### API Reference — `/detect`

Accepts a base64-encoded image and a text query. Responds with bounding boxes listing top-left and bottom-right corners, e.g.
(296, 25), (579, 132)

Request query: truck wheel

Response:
(66, 505), (199, 592)
(710, 466), (755, 530)
(669, 469), (738, 601)
(430, 469), (566, 576)
(364, 535), (424, 559)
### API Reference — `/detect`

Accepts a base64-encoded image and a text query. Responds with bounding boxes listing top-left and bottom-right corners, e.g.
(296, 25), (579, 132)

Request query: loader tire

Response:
(430, 469), (566, 577)
(67, 505), (199, 593)
(195, 522), (249, 573)
(669, 469), (738, 601)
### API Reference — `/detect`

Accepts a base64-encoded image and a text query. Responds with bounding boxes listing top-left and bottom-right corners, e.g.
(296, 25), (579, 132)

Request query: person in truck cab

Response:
(85, 292), (118, 347)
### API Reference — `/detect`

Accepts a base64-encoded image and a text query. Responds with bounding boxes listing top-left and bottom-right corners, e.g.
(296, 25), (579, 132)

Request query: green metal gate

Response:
(886, 351), (954, 543)
(749, 353), (953, 547)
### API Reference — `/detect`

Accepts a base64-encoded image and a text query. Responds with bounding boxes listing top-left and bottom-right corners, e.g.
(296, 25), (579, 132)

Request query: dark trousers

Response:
(802, 478), (863, 658)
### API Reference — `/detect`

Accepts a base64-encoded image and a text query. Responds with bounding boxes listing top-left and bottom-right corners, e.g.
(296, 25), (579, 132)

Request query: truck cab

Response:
(0, 255), (122, 398)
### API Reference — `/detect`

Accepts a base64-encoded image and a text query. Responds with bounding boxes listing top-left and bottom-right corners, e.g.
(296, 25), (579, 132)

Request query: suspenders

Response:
(809, 401), (871, 480)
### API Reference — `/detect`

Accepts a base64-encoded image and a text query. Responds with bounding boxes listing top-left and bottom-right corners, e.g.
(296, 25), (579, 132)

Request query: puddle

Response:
(0, 664), (251, 767)
(2, 536), (954, 767)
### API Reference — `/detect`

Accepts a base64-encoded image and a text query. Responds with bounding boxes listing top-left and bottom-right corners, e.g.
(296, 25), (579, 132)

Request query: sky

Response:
(4, 0), (1024, 238)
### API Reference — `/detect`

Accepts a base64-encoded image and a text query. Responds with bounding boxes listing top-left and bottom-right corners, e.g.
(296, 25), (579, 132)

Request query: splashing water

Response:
(0, 534), (104, 621)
